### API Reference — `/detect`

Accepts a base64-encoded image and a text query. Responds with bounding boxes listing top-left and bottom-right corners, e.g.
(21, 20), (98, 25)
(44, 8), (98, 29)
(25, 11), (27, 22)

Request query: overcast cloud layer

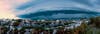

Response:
(14, 0), (100, 19)
(16, 0), (100, 15)
(0, 0), (100, 19)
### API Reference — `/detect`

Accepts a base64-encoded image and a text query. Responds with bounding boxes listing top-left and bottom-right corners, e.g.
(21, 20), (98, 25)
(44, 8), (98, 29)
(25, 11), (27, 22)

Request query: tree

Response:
(90, 16), (100, 28)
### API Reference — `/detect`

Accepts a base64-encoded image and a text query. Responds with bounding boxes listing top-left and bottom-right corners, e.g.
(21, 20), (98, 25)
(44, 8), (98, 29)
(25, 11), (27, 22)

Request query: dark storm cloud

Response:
(15, 0), (100, 19)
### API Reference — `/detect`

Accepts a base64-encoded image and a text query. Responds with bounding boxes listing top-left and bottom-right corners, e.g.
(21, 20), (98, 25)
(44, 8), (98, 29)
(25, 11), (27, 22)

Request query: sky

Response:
(16, 0), (100, 15)
(0, 0), (29, 19)
(0, 0), (100, 19)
